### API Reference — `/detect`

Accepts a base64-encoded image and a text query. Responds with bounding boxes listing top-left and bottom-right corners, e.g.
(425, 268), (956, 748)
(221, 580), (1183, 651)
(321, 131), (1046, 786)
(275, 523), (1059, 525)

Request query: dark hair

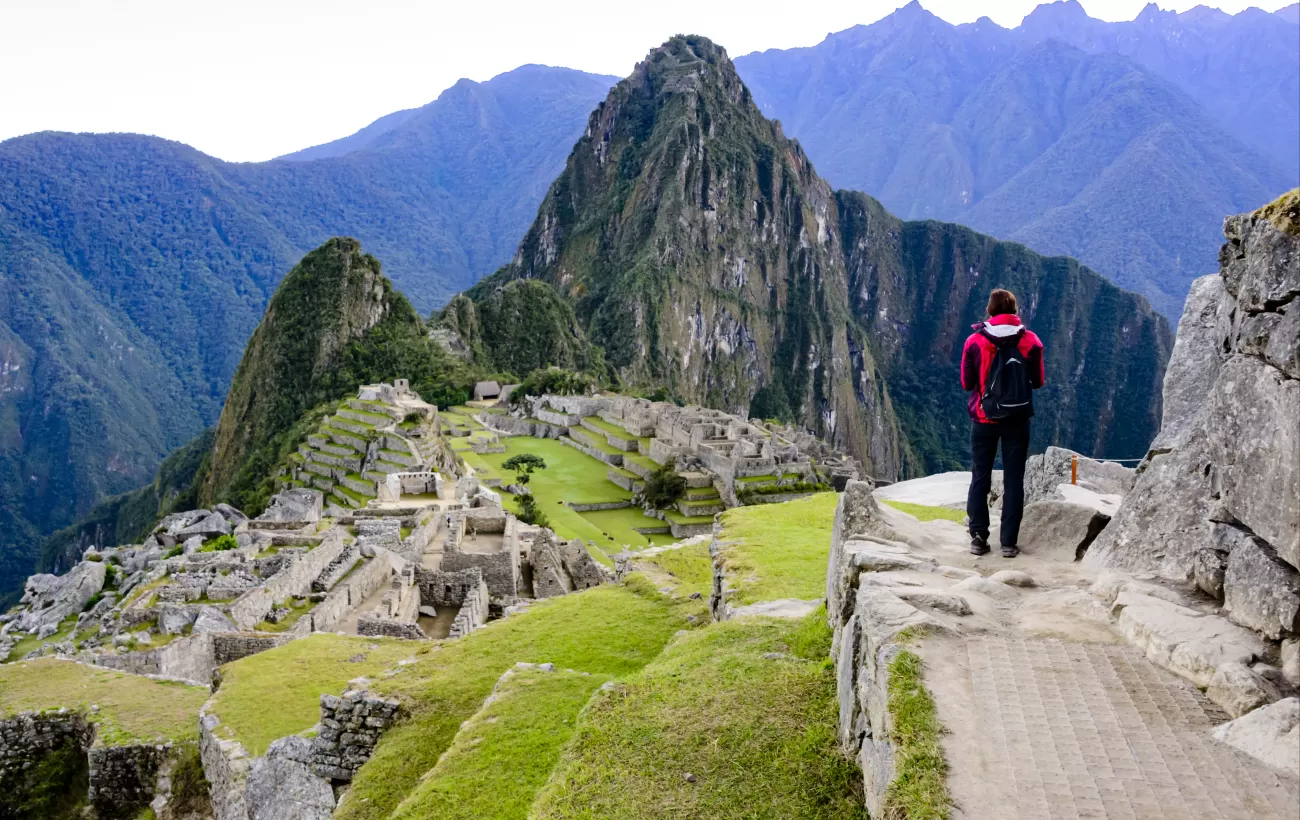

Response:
(987, 289), (1018, 316)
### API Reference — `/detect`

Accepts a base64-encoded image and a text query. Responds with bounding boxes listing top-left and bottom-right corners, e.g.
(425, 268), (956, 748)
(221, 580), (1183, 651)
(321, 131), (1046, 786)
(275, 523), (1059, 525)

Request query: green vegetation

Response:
(337, 583), (693, 820)
(531, 611), (862, 819)
(736, 480), (832, 504)
(388, 668), (608, 820)
(635, 541), (714, 598)
(0, 658), (207, 745)
(883, 647), (951, 820)
(716, 493), (839, 605)
(881, 500), (966, 524)
(640, 464), (687, 510)
(166, 743), (212, 818)
(0, 735), (88, 820)
(4, 616), (77, 661)
(199, 533), (239, 553)
(209, 634), (425, 756)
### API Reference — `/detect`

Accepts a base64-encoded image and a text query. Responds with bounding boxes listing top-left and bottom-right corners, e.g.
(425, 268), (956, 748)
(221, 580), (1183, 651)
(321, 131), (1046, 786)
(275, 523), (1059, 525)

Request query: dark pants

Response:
(967, 419), (1031, 547)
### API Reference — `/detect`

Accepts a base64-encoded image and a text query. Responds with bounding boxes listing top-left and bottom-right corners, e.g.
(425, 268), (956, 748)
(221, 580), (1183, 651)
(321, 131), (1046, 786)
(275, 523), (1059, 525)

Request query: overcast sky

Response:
(1, 0), (1292, 162)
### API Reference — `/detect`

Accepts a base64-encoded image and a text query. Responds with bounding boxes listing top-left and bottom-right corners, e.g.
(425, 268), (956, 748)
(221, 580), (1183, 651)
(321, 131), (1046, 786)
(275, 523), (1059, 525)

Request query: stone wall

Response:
(200, 710), (251, 820)
(1086, 196), (1299, 674)
(213, 634), (288, 666)
(311, 690), (402, 781)
(825, 481), (950, 818)
(1, 709), (173, 820)
(449, 574), (491, 639)
(530, 531), (607, 600)
(90, 633), (216, 685)
(88, 742), (171, 817)
(305, 552), (395, 634)
(228, 531), (348, 631)
(479, 412), (565, 439)
(416, 567), (484, 609)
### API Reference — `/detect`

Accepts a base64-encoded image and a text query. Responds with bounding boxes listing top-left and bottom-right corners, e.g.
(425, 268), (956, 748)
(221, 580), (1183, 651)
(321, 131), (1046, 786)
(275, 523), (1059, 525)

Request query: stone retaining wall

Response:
(416, 567), (484, 609)
(306, 553), (395, 634)
(228, 532), (348, 631)
(88, 742), (171, 817)
(559, 434), (624, 466)
(200, 710), (251, 820)
(311, 690), (402, 781)
(91, 632), (288, 686)
(449, 574), (491, 639)
(567, 500), (633, 512)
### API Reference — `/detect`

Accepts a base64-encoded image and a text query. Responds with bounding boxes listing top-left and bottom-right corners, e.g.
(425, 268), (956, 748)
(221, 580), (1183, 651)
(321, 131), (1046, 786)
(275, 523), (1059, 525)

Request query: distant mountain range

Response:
(0, 65), (613, 597)
(734, 0), (1298, 317)
(0, 1), (1295, 598)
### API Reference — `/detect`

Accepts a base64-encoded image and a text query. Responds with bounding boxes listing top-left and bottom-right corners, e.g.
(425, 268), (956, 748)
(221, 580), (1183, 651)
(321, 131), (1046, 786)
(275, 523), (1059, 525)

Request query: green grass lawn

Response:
(530, 611), (862, 819)
(577, 508), (676, 550)
(716, 493), (839, 605)
(208, 634), (427, 756)
(388, 668), (608, 820)
(482, 438), (628, 504)
(881, 500), (966, 524)
(336, 582), (695, 820)
(637, 541), (714, 598)
(0, 658), (208, 746)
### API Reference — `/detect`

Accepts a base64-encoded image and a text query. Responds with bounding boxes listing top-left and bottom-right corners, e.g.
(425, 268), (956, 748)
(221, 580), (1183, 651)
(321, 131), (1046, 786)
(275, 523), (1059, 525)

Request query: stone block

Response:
(1221, 526), (1300, 639)
(1111, 590), (1267, 687)
(1211, 697), (1299, 778)
(1018, 500), (1111, 562)
(1207, 662), (1282, 718)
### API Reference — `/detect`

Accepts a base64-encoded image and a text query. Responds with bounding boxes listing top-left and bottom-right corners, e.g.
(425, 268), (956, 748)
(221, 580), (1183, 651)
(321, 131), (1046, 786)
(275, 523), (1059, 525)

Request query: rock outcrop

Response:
(1088, 190), (1300, 669)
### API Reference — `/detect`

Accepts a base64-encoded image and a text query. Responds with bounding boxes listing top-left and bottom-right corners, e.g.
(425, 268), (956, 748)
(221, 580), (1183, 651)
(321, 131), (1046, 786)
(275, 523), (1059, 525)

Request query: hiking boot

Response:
(970, 534), (990, 556)
(1001, 544), (1020, 558)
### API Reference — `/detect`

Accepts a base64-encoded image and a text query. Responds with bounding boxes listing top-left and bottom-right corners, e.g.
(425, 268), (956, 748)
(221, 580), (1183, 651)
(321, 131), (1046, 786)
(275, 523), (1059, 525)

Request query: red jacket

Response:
(960, 314), (1045, 423)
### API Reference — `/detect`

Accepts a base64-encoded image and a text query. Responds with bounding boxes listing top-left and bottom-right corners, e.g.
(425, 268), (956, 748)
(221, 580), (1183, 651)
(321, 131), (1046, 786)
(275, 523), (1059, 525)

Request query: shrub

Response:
(200, 534), (239, 553)
(507, 367), (595, 406)
(516, 494), (551, 528)
(735, 480), (831, 505)
(640, 465), (686, 510)
(163, 545), (184, 559)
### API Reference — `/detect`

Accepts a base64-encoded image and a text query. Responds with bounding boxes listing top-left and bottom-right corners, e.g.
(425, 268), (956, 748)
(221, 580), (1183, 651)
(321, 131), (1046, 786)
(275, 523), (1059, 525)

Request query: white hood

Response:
(982, 321), (1023, 338)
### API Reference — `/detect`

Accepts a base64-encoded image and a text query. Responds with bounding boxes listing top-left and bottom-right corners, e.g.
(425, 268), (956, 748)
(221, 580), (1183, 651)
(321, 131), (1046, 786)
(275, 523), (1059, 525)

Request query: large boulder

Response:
(1149, 275), (1227, 451)
(1018, 500), (1110, 562)
(15, 560), (107, 633)
(1211, 697), (1300, 778)
(177, 511), (231, 540)
(192, 606), (237, 634)
(214, 503), (250, 527)
(1222, 528), (1300, 640)
(1024, 447), (1134, 506)
(259, 489), (323, 524)
(246, 735), (334, 820)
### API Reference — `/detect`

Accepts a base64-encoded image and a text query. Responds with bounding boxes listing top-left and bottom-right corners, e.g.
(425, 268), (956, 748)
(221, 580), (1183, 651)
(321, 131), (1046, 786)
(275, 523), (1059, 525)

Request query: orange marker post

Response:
(1071, 455), (1078, 485)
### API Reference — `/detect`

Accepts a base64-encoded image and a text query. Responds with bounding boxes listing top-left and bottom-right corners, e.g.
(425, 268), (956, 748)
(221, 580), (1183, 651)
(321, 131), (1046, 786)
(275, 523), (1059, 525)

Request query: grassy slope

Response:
(208, 634), (426, 756)
(716, 493), (839, 605)
(530, 612), (863, 819)
(0, 658), (207, 746)
(881, 500), (965, 524)
(336, 582), (697, 820)
(389, 668), (608, 820)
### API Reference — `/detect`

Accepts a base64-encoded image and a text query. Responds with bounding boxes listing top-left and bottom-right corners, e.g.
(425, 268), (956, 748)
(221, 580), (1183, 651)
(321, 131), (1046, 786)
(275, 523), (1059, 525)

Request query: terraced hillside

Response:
(286, 397), (441, 515)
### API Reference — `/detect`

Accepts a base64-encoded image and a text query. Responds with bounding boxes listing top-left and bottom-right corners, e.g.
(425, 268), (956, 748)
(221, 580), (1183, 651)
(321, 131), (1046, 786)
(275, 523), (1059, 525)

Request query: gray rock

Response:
(192, 606), (236, 634)
(1211, 697), (1300, 778)
(1222, 529), (1300, 640)
(850, 549), (934, 574)
(952, 576), (1020, 602)
(1019, 501), (1110, 562)
(895, 591), (972, 616)
(259, 489), (323, 524)
(246, 735), (335, 820)
(1281, 639), (1300, 688)
(1150, 274), (1226, 452)
(178, 511), (231, 540)
(182, 535), (205, 555)
(1111, 591), (1267, 688)
(215, 503), (250, 527)
(1207, 662), (1282, 719)
(989, 570), (1035, 588)
(1192, 548), (1229, 601)
(1206, 355), (1300, 571)
(1220, 204), (1300, 313)
(1025, 447), (1134, 506)
(158, 605), (196, 635)
(14, 560), (106, 633)
(1264, 302), (1299, 379)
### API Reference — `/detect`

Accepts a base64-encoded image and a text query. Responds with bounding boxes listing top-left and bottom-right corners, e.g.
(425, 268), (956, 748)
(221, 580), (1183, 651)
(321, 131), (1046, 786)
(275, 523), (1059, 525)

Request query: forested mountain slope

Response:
(733, 1), (1298, 318)
(464, 35), (1172, 480)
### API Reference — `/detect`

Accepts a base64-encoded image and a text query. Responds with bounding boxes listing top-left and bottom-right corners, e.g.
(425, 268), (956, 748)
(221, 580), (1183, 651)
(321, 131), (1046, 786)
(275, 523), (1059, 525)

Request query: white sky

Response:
(0, 0), (1293, 162)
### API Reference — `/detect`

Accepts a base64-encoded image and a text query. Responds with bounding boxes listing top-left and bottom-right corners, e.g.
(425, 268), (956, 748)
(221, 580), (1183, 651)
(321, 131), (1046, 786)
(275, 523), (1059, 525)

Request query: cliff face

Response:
(468, 36), (1171, 478)
(1088, 190), (1299, 642)
(202, 238), (431, 509)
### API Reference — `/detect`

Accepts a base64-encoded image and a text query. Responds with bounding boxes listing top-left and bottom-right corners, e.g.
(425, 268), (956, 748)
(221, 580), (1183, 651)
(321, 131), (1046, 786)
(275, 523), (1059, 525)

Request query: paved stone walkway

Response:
(968, 636), (1299, 819)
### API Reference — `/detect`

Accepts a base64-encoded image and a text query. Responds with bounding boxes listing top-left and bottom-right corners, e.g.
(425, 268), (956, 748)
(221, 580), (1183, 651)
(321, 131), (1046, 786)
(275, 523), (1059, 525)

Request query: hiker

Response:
(960, 288), (1045, 558)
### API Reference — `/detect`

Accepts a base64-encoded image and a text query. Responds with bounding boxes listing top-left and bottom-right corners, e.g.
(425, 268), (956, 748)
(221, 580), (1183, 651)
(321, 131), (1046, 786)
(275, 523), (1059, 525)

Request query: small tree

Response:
(641, 464), (687, 510)
(516, 494), (551, 528)
(502, 453), (547, 488)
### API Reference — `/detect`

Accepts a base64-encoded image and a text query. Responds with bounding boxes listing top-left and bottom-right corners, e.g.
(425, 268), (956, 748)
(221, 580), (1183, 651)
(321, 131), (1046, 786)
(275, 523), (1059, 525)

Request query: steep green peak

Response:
(202, 237), (432, 511)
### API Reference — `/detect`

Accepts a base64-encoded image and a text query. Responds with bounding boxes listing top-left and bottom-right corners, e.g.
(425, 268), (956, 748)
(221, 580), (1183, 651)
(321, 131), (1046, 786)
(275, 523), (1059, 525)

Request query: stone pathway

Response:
(964, 636), (1298, 819)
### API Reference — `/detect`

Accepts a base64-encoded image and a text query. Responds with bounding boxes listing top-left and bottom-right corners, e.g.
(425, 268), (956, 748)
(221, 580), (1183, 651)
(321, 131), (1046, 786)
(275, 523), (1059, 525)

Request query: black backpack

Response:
(980, 330), (1034, 420)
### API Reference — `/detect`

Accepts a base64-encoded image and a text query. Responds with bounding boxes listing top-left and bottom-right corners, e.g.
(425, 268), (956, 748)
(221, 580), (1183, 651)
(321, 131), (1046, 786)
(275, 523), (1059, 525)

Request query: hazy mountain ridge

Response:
(733, 1), (1298, 318)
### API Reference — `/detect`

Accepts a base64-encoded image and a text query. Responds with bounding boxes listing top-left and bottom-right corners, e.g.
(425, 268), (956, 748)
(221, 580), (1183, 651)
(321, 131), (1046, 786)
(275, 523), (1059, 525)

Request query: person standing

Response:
(961, 289), (1045, 557)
